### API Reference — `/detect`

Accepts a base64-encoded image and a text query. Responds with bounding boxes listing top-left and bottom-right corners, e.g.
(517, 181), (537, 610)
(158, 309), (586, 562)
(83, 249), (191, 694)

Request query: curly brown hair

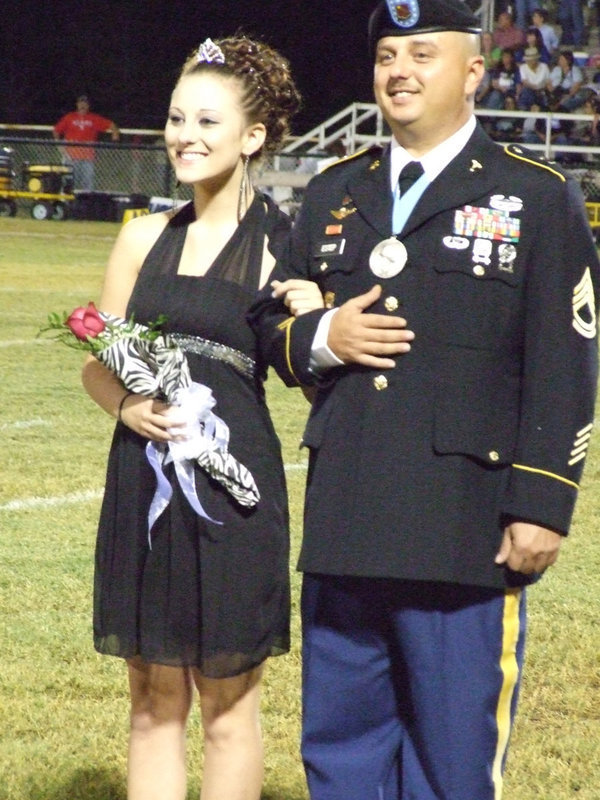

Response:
(179, 36), (301, 159)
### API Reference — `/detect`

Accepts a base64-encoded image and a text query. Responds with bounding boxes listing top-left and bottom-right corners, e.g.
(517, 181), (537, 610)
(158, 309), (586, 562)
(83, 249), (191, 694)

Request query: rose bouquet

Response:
(39, 303), (260, 543)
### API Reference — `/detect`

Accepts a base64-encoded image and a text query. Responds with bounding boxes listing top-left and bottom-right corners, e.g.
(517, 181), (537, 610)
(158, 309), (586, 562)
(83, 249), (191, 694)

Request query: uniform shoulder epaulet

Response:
(503, 144), (566, 182)
(320, 144), (384, 173)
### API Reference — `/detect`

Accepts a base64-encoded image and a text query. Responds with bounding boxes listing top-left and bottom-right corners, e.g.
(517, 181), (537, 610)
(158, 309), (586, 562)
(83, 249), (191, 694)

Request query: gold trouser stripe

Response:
(512, 463), (579, 490)
(492, 588), (522, 800)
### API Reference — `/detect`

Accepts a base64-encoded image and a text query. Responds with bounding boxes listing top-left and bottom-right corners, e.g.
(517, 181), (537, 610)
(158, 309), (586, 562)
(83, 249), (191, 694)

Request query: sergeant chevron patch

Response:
(569, 423), (594, 466)
(572, 267), (597, 339)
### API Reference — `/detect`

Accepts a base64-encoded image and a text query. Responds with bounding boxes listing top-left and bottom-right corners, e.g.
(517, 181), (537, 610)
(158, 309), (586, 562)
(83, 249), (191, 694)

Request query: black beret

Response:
(369, 0), (482, 57)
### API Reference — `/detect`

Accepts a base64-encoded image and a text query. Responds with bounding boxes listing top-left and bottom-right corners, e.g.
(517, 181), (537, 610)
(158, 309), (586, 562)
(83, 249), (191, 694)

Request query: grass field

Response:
(0, 216), (599, 799)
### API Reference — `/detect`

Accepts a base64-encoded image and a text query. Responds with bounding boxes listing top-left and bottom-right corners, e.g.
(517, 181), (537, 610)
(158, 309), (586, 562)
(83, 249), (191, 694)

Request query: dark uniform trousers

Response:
(301, 575), (526, 800)
(249, 122), (599, 799)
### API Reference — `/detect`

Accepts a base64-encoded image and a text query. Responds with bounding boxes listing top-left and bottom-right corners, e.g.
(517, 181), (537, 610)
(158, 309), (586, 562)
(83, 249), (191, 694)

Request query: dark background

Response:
(1, 0), (377, 134)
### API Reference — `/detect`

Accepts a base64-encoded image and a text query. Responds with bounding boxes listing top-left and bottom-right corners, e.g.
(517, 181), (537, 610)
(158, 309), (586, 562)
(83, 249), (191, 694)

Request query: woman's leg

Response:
(193, 664), (264, 800)
(127, 658), (194, 800)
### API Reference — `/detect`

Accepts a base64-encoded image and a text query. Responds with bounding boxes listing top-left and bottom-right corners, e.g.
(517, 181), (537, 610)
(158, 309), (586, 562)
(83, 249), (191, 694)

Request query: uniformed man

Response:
(250, 1), (599, 797)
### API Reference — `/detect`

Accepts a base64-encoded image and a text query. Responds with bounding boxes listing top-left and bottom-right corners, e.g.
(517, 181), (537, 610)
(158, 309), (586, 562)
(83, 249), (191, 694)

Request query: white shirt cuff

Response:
(310, 308), (344, 371)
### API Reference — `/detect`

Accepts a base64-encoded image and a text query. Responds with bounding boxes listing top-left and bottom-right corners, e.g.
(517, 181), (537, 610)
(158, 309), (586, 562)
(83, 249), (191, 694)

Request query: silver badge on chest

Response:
(369, 237), (408, 279)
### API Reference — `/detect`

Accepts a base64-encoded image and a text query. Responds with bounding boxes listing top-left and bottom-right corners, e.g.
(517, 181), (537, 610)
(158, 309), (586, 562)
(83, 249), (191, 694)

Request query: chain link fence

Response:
(0, 132), (320, 222)
(2, 126), (600, 231)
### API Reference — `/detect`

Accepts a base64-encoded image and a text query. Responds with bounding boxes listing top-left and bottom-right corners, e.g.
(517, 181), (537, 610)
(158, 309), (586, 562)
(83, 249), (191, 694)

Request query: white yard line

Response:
(0, 339), (53, 348)
(0, 489), (104, 512)
(0, 286), (104, 293)
(0, 230), (115, 242)
(0, 463), (308, 512)
(0, 418), (50, 431)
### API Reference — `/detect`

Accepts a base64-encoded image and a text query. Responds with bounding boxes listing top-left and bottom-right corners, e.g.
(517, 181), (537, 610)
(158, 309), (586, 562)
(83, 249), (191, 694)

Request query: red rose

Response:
(66, 302), (106, 341)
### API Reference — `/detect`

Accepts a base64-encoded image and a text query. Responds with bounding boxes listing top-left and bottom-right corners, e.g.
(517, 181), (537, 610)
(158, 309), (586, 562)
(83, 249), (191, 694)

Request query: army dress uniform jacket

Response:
(251, 123), (599, 589)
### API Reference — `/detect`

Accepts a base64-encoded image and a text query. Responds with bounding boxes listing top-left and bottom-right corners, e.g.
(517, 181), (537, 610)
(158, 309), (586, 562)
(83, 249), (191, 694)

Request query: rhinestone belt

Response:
(170, 334), (256, 380)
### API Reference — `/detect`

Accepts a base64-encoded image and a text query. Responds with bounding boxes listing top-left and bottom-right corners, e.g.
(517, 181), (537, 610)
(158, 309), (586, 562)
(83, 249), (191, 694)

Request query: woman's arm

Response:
(81, 213), (183, 442)
(270, 279), (325, 316)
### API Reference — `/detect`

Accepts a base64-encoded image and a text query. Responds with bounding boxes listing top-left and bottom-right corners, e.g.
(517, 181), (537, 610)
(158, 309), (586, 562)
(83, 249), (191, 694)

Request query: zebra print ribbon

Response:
(91, 313), (260, 542)
(145, 381), (260, 545)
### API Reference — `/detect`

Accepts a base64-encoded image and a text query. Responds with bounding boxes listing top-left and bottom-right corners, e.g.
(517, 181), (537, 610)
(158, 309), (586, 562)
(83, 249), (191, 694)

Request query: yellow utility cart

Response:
(0, 147), (75, 220)
(586, 201), (600, 242)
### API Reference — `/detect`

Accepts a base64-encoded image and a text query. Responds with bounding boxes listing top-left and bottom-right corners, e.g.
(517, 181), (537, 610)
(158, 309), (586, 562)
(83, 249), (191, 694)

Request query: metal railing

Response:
(282, 103), (386, 155)
(2, 106), (600, 222)
(0, 125), (315, 220)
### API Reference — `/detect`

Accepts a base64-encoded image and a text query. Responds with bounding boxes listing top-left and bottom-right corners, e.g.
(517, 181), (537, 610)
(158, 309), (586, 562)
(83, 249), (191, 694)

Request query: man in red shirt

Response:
(53, 94), (119, 190)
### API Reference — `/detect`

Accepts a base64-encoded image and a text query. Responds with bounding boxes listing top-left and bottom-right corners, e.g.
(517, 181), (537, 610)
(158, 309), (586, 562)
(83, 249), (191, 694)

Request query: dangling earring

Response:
(171, 180), (180, 216)
(237, 155), (252, 223)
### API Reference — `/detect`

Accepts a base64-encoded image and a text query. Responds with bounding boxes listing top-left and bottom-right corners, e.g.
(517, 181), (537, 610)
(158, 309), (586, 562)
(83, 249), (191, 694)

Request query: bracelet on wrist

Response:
(117, 391), (134, 423)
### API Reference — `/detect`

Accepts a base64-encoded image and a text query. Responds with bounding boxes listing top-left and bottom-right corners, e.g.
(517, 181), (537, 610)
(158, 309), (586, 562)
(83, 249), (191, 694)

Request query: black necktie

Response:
(398, 160), (424, 196)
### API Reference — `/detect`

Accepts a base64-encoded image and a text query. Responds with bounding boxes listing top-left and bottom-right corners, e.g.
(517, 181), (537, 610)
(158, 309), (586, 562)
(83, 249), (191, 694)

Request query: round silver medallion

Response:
(369, 237), (408, 279)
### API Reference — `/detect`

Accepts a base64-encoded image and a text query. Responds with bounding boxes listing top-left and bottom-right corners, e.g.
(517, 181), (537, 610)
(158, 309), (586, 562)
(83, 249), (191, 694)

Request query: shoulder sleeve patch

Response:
(504, 144), (566, 182)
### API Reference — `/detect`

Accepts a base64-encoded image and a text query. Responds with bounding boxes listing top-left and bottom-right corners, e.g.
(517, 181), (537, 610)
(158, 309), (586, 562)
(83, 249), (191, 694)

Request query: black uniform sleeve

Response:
(249, 180), (329, 387)
(502, 174), (599, 533)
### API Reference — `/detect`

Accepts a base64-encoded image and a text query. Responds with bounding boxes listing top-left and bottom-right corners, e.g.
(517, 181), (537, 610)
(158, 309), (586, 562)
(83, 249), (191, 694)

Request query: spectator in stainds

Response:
(517, 46), (551, 110)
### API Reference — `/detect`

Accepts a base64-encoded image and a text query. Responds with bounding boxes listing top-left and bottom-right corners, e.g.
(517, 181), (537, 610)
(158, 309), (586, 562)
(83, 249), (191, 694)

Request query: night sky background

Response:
(1, 1), (377, 134)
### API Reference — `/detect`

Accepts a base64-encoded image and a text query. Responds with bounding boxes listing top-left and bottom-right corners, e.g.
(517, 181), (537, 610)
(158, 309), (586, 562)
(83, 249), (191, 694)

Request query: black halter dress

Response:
(93, 195), (291, 678)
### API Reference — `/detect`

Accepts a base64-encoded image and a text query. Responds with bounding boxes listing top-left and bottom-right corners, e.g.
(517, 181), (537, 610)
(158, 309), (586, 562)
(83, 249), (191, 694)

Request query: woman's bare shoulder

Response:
(114, 209), (176, 263)
(120, 209), (171, 243)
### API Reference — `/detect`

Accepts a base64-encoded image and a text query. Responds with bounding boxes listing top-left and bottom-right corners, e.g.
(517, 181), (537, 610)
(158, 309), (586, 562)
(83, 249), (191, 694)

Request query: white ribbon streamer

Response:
(145, 382), (238, 546)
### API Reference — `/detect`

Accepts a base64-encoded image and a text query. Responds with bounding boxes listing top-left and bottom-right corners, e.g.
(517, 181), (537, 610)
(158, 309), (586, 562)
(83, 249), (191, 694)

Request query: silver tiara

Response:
(197, 38), (225, 65)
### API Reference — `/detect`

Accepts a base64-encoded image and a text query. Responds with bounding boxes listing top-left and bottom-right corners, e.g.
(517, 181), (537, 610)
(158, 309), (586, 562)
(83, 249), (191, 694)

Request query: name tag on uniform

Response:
(314, 238), (346, 257)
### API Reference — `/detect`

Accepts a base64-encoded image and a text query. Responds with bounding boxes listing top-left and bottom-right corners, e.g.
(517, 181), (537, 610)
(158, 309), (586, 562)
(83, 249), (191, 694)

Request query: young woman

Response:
(481, 30), (502, 70)
(482, 47), (523, 110)
(82, 36), (321, 800)
(549, 50), (589, 111)
(523, 26), (551, 63)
